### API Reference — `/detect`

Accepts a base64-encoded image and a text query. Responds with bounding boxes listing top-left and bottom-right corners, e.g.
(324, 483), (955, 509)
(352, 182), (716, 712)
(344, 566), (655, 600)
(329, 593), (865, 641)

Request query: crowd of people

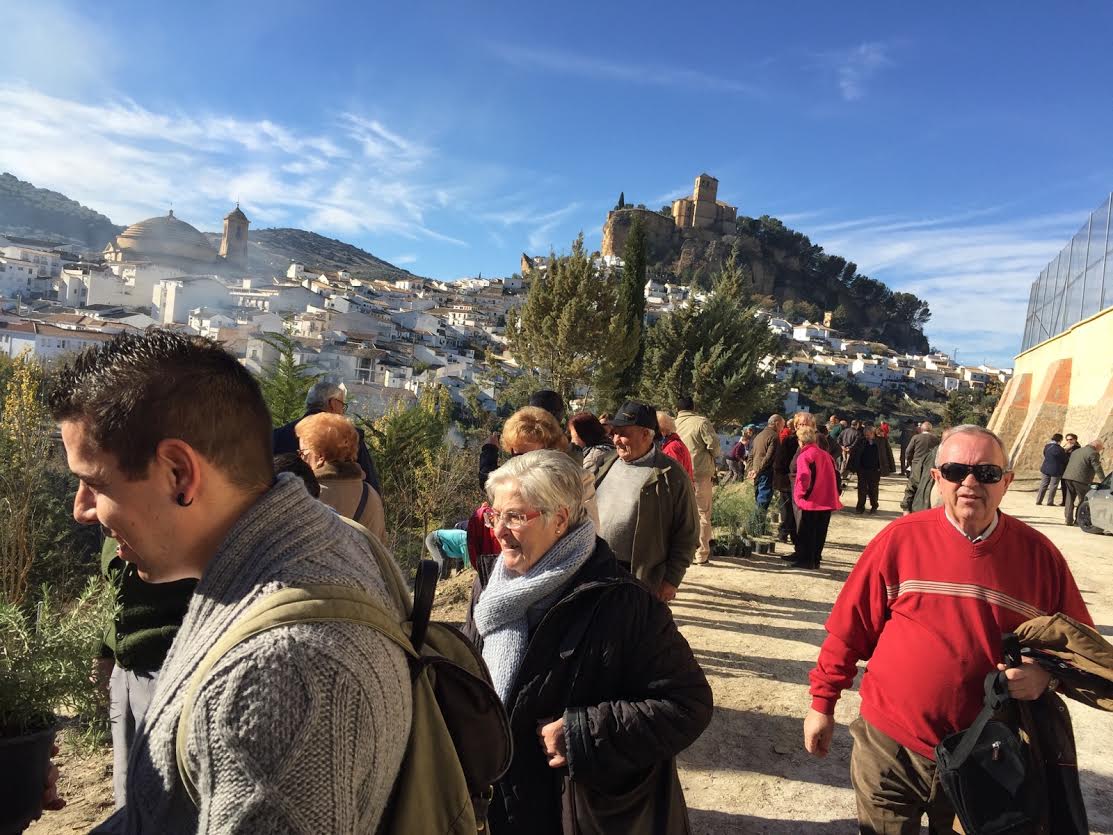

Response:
(1036, 432), (1107, 525)
(23, 328), (1110, 835)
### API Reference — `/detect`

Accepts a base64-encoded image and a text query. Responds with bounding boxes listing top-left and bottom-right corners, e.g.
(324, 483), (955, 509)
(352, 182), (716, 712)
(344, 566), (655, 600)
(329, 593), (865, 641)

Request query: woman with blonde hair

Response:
(295, 412), (386, 540)
(787, 422), (842, 569)
(500, 406), (599, 529)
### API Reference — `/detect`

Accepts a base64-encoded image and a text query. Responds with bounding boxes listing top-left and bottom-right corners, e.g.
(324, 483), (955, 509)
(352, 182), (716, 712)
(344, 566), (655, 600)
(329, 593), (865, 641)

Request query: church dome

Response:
(107, 210), (217, 265)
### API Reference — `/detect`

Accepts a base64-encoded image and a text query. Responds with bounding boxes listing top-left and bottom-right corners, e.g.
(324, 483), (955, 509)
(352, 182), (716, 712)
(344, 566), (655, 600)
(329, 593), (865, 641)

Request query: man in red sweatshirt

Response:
(802, 424), (1093, 832)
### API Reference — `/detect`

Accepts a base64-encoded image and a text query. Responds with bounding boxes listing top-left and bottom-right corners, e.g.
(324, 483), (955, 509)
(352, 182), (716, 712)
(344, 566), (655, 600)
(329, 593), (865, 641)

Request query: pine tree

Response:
(616, 191), (625, 210)
(594, 217), (647, 411)
(507, 234), (616, 404)
(256, 334), (319, 427)
(639, 256), (777, 423)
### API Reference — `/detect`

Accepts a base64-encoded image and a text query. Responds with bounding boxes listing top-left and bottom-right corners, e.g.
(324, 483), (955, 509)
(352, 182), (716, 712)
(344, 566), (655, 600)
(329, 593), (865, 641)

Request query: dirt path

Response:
(676, 474), (1113, 834)
(29, 475), (1113, 833)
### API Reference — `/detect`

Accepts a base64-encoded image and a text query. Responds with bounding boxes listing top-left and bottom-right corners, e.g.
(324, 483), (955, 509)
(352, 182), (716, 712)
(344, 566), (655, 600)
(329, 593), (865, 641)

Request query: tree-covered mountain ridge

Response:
(604, 207), (931, 353)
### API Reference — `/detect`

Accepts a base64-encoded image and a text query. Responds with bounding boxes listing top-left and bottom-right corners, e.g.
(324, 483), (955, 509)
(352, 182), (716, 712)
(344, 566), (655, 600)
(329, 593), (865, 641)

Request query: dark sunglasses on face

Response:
(937, 462), (1005, 485)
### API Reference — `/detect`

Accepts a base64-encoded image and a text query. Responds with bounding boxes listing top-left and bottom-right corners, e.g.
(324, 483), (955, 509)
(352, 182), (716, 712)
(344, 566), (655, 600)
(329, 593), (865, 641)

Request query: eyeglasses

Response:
(937, 463), (1005, 485)
(482, 508), (542, 530)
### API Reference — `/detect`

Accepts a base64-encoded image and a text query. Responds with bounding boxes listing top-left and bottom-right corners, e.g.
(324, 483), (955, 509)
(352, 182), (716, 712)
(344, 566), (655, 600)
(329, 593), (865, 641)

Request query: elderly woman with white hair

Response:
(464, 450), (712, 834)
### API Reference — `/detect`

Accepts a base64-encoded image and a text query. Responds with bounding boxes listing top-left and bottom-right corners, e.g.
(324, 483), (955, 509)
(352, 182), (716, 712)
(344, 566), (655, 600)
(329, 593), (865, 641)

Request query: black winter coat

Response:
(1040, 441), (1069, 477)
(463, 539), (713, 835)
(772, 434), (800, 492)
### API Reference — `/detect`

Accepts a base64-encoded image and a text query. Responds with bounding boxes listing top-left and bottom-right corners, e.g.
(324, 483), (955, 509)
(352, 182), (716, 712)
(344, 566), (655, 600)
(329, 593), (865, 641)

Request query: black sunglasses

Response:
(938, 463), (1005, 485)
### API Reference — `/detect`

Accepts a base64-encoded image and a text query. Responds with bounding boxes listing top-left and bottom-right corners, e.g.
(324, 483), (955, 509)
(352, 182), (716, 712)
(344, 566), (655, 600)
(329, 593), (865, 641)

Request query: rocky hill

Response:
(0, 172), (122, 250)
(203, 228), (415, 282)
(603, 207), (931, 354)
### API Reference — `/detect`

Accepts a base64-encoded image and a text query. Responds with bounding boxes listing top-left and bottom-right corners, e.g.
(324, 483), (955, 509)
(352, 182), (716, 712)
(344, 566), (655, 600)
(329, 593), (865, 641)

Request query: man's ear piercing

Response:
(177, 493), (193, 507)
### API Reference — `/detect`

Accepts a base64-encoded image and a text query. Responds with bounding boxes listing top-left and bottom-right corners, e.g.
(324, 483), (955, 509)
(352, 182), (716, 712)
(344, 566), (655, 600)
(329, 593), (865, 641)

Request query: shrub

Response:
(0, 578), (116, 740)
(364, 386), (482, 576)
(0, 354), (54, 605)
(711, 482), (768, 538)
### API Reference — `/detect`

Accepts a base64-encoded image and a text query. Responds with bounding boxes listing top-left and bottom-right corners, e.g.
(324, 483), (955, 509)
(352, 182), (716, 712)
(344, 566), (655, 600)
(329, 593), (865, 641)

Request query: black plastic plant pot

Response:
(0, 726), (56, 835)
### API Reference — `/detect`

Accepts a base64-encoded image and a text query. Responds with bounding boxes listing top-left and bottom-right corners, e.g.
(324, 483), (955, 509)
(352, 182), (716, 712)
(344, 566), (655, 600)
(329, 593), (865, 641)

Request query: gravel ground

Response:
(28, 474), (1113, 833)
(677, 474), (1113, 834)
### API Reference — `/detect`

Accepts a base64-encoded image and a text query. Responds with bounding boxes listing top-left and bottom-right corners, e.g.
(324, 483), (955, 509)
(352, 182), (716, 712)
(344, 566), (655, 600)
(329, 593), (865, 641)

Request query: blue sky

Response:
(2, 1), (1112, 366)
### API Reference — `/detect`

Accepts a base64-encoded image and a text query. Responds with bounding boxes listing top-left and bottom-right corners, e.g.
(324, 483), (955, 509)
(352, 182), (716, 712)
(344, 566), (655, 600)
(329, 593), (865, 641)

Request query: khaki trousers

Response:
(850, 717), (959, 835)
(692, 475), (713, 563)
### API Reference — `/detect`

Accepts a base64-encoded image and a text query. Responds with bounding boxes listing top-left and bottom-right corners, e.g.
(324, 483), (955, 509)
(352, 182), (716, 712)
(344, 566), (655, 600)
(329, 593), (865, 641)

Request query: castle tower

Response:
(219, 204), (250, 268)
(693, 173), (718, 204)
(691, 174), (719, 229)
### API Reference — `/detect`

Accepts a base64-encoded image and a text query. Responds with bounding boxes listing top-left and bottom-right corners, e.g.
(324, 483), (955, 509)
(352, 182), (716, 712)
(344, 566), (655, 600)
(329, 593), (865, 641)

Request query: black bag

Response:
(935, 635), (1041, 835)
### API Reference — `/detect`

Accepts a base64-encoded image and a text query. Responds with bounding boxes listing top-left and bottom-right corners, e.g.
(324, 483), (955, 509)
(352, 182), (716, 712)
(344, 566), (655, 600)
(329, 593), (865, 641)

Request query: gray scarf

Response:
(474, 520), (596, 703)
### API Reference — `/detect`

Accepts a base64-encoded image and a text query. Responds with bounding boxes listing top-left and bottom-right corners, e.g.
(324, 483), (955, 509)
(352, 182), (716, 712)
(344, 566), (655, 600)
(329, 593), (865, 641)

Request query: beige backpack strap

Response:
(339, 516), (413, 620)
(175, 583), (416, 806)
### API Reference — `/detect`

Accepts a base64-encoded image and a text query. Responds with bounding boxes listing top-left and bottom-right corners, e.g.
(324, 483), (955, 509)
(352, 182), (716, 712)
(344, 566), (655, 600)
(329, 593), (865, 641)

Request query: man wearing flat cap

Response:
(594, 401), (700, 602)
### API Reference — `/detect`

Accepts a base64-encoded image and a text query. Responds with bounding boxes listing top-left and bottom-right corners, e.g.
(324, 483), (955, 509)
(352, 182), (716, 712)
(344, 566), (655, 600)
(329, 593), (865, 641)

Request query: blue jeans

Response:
(755, 471), (774, 510)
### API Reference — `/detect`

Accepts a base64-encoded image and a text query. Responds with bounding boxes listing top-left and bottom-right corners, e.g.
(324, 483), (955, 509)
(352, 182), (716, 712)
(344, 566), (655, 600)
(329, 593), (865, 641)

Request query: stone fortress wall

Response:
(988, 305), (1113, 476)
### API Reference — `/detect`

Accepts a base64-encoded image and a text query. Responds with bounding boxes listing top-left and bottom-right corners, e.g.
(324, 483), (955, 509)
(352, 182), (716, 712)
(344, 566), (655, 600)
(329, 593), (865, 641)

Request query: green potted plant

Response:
(0, 579), (115, 833)
(712, 484), (758, 557)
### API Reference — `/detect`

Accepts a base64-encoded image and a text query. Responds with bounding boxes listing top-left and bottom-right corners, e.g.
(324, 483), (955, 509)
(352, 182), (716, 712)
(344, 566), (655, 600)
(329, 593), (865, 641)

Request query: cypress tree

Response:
(594, 217), (647, 410)
(507, 234), (615, 404)
(638, 255), (777, 423)
(256, 333), (319, 426)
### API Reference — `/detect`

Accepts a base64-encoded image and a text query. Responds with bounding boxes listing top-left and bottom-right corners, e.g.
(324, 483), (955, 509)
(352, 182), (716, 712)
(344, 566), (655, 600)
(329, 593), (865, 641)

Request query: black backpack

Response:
(935, 635), (1042, 835)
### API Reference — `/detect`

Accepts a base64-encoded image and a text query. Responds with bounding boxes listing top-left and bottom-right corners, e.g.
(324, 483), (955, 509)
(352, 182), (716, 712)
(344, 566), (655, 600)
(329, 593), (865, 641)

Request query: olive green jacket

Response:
(594, 450), (699, 591)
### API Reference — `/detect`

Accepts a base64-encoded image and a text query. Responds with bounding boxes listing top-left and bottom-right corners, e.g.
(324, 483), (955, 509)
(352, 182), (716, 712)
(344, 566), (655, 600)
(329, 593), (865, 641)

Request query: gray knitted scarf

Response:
(474, 520), (595, 703)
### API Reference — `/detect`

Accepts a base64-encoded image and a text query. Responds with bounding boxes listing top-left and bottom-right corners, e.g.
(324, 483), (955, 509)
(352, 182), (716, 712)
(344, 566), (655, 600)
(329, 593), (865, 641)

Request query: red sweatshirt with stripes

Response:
(809, 507), (1092, 759)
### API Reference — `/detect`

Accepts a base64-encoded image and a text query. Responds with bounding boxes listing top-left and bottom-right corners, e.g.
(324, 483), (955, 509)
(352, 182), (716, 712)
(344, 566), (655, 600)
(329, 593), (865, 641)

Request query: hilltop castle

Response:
(669, 173), (737, 233)
(601, 173), (737, 260)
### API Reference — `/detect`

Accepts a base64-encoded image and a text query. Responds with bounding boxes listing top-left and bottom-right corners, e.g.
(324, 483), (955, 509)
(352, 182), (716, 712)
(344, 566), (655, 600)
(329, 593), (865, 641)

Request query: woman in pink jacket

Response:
(789, 424), (842, 569)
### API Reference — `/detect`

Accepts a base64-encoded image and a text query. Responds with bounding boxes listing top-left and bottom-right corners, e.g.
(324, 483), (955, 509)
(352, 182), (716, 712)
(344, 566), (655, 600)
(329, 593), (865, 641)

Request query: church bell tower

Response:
(220, 204), (250, 268)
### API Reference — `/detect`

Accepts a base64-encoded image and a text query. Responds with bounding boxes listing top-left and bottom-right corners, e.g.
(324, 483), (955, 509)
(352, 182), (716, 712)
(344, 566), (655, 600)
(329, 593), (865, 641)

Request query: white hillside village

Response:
(0, 208), (1009, 420)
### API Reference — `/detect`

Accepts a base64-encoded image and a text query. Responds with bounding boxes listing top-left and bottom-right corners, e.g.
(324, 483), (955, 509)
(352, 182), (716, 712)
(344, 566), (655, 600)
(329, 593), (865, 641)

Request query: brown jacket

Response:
(749, 426), (779, 477)
(1007, 614), (1113, 835)
(315, 461), (386, 541)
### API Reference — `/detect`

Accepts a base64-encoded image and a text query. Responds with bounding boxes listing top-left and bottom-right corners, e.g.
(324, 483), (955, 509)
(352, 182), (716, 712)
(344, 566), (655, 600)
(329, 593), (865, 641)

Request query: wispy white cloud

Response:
(475, 201), (583, 253)
(773, 210), (828, 225)
(648, 185), (690, 207)
(490, 44), (760, 95)
(819, 41), (893, 102)
(0, 2), (117, 95)
(0, 83), (464, 247)
(391, 254), (419, 265)
(807, 207), (1086, 364)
